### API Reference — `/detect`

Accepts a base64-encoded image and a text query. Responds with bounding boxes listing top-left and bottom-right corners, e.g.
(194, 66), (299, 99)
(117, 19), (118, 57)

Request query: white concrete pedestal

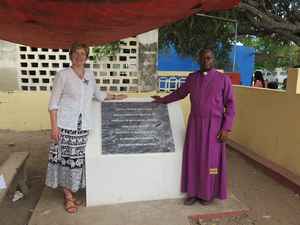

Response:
(86, 98), (185, 206)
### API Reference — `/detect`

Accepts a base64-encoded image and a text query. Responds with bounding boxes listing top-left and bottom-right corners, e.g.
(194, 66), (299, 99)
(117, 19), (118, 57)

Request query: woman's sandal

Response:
(64, 198), (78, 214)
(71, 197), (83, 206)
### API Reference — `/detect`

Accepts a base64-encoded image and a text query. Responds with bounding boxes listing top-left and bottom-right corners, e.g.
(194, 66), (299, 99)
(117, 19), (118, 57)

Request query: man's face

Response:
(199, 51), (214, 71)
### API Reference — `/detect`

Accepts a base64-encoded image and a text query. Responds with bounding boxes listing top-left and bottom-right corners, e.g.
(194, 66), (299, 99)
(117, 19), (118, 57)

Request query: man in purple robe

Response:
(152, 49), (235, 205)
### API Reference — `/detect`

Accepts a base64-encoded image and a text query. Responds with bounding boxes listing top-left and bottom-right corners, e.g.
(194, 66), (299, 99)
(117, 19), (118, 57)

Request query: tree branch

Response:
(238, 1), (300, 33)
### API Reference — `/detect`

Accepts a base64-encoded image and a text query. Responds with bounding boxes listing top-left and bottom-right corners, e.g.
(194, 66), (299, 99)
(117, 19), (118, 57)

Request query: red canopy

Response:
(0, 0), (240, 48)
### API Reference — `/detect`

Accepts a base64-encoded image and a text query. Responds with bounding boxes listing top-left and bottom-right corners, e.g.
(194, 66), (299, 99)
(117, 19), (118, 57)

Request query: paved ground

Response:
(28, 188), (248, 225)
(1, 130), (300, 225)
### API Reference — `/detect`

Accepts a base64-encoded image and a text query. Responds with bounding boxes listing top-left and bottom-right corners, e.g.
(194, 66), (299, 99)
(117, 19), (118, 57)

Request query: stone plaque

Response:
(101, 102), (175, 154)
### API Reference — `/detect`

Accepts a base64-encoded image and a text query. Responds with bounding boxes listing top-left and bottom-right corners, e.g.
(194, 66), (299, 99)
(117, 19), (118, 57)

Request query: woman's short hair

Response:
(69, 42), (89, 58)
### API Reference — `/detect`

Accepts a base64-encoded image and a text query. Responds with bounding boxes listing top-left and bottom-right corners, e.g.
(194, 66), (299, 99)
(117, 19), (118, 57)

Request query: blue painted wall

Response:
(229, 45), (255, 86)
(158, 45), (255, 86)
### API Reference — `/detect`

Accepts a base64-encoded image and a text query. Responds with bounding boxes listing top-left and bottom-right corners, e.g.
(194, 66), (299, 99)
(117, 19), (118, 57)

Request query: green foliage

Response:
(159, 13), (237, 70)
(240, 36), (300, 70)
(92, 41), (125, 62)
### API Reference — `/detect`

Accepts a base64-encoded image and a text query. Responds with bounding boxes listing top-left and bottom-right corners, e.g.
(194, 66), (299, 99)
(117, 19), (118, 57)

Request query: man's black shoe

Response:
(198, 198), (212, 206)
(183, 197), (197, 205)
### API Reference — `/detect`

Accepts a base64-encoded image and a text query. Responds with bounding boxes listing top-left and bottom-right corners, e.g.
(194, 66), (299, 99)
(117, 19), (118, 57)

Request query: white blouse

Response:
(48, 68), (107, 130)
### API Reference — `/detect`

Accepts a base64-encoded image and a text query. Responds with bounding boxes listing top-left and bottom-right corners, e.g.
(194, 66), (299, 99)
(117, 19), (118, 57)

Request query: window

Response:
(103, 79), (110, 84)
(59, 55), (66, 60)
(31, 62), (38, 67)
(110, 86), (118, 91)
(21, 86), (28, 91)
(39, 70), (47, 75)
(119, 56), (127, 61)
(93, 64), (101, 69)
(113, 64), (120, 69)
(20, 46), (27, 51)
(40, 86), (47, 91)
(113, 79), (120, 84)
(122, 79), (130, 84)
(123, 49), (130, 54)
(49, 55), (56, 60)
(129, 41), (137, 46)
(29, 70), (36, 75)
(32, 78), (39, 83)
(110, 71), (117, 76)
(42, 78), (50, 83)
(39, 55), (46, 60)
(120, 72), (127, 76)
(27, 54), (35, 59)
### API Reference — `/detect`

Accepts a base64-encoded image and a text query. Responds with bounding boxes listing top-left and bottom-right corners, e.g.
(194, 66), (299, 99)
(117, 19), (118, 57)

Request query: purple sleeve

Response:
(222, 76), (236, 131)
(160, 75), (191, 104)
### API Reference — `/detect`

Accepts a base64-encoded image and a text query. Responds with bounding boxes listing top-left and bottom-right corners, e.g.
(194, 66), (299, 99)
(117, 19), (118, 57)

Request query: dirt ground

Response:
(0, 129), (300, 225)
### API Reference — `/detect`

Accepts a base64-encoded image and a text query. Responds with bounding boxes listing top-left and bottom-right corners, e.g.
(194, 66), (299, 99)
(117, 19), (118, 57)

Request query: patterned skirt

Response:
(45, 115), (89, 192)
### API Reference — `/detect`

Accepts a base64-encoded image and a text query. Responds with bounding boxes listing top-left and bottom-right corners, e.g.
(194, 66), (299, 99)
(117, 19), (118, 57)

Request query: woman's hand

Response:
(114, 94), (127, 100)
(51, 127), (60, 143)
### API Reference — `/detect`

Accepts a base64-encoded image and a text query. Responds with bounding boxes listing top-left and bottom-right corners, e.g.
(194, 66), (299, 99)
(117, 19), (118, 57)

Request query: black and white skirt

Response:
(45, 115), (89, 192)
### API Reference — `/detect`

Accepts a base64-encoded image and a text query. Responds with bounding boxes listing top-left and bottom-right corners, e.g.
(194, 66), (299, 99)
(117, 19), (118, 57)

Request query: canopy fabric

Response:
(0, 0), (240, 48)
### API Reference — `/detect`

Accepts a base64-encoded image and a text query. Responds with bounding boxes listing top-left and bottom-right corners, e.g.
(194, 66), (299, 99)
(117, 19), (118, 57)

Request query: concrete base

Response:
(28, 188), (249, 225)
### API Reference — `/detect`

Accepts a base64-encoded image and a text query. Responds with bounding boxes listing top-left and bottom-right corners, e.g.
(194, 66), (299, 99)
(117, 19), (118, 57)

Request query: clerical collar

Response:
(200, 69), (214, 76)
(200, 71), (208, 76)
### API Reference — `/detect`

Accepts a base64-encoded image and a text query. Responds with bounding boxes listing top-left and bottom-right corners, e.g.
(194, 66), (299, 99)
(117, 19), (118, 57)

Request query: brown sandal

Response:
(64, 198), (78, 214)
(69, 197), (83, 206)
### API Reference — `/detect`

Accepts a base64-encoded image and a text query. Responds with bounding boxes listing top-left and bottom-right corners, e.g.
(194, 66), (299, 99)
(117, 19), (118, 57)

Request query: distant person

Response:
(253, 71), (265, 88)
(267, 81), (278, 89)
(46, 42), (127, 214)
(282, 78), (287, 90)
(152, 49), (235, 206)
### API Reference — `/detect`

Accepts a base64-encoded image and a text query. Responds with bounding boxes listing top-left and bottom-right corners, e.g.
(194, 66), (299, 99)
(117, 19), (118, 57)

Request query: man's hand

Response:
(151, 95), (164, 103)
(51, 127), (60, 143)
(217, 130), (229, 142)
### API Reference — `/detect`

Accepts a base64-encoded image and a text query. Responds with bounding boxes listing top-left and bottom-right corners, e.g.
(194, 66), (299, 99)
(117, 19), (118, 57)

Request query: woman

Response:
(253, 71), (265, 88)
(46, 43), (127, 213)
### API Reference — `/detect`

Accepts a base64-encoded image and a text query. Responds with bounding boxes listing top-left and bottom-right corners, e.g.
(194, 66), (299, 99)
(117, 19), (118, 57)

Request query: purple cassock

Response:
(158, 69), (235, 201)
